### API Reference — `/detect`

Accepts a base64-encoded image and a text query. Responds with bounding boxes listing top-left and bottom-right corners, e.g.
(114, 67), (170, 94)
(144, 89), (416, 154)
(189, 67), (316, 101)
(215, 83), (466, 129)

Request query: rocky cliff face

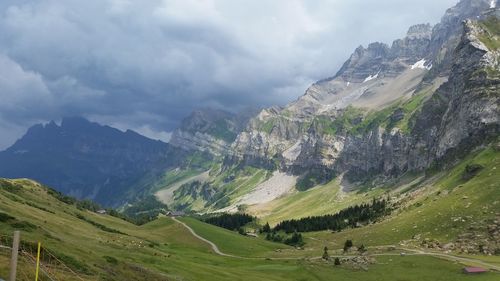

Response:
(169, 108), (257, 156)
(228, 0), (499, 185)
(338, 16), (499, 181)
(426, 0), (493, 78)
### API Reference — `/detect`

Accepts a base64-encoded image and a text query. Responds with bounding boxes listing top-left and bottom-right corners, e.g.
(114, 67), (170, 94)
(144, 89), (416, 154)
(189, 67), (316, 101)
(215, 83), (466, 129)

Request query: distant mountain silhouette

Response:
(0, 117), (183, 206)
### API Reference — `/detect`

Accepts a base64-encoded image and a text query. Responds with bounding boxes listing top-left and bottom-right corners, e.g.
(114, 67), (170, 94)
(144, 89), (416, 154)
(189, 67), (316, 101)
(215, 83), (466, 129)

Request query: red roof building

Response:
(463, 267), (487, 274)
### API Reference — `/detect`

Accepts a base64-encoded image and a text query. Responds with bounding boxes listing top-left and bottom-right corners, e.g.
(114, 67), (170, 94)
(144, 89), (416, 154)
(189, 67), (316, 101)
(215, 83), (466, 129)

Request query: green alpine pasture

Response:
(2, 171), (499, 280)
(303, 147), (500, 249)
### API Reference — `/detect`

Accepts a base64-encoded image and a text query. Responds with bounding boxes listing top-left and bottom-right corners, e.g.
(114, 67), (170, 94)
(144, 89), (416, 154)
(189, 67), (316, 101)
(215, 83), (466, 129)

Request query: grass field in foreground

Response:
(1, 179), (499, 280)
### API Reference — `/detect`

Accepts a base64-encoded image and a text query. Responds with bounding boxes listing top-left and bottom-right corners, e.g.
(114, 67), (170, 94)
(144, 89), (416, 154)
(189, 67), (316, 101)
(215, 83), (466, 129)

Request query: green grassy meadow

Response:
(1, 174), (499, 280)
(302, 147), (500, 248)
(250, 179), (386, 225)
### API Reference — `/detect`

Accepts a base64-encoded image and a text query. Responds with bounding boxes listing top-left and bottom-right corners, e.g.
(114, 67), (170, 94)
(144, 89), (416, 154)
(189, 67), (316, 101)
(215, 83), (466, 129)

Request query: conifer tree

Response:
(343, 240), (353, 252)
(262, 222), (271, 233)
(322, 246), (329, 260)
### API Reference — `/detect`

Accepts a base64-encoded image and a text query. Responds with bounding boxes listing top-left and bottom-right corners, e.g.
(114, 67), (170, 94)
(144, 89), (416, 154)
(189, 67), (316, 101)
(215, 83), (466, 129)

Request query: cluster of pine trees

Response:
(261, 222), (304, 247)
(284, 232), (304, 247)
(265, 231), (284, 243)
(203, 213), (254, 231)
(264, 230), (304, 247)
(274, 199), (389, 233)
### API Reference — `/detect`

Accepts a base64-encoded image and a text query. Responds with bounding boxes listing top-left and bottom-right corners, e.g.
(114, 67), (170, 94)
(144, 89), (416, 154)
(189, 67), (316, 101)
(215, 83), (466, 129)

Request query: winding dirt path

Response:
(172, 217), (236, 257)
(172, 217), (500, 271)
(399, 248), (500, 271)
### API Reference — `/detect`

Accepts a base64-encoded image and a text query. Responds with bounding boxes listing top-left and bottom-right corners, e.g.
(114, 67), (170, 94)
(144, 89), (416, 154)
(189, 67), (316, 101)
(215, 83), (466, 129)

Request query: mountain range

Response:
(0, 0), (498, 215)
(0, 117), (187, 205)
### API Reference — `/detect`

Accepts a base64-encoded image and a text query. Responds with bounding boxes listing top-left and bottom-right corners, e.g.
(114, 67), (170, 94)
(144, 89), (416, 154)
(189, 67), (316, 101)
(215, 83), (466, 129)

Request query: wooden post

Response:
(35, 242), (41, 281)
(8, 231), (20, 281)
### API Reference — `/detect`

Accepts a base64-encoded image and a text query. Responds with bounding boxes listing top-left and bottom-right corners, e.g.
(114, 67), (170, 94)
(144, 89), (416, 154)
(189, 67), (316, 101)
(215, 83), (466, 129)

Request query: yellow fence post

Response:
(35, 242), (41, 281)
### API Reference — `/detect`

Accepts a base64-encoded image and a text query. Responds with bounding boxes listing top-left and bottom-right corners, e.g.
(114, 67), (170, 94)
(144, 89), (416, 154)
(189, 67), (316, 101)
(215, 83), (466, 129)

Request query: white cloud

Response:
(0, 53), (53, 116)
(133, 125), (172, 143)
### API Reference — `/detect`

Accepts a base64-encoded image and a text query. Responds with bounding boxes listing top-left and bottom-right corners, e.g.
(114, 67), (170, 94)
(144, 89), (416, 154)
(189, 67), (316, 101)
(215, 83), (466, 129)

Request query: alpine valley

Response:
(0, 0), (499, 280)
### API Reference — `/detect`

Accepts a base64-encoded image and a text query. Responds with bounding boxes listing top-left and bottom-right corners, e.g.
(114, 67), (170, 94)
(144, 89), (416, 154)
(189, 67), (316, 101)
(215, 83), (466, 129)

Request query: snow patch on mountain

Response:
(411, 59), (432, 70)
(363, 72), (379, 83)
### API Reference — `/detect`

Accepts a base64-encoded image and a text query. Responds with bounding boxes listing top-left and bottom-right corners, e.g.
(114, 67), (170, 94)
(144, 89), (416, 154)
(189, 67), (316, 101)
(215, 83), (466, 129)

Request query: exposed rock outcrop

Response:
(170, 108), (257, 156)
(229, 0), (499, 184)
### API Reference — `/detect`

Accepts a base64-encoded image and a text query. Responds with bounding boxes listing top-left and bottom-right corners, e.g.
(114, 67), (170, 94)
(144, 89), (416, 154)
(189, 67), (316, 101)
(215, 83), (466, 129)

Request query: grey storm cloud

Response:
(0, 0), (458, 149)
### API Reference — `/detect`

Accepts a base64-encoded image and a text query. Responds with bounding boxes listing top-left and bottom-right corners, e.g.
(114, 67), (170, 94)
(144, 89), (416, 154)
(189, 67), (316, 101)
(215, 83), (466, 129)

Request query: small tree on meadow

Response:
(322, 246), (329, 260)
(334, 257), (341, 266)
(262, 222), (271, 233)
(343, 240), (353, 252)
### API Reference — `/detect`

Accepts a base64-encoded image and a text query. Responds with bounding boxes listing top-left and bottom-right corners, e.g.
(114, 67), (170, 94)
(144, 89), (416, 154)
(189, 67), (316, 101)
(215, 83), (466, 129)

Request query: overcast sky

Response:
(0, 0), (459, 149)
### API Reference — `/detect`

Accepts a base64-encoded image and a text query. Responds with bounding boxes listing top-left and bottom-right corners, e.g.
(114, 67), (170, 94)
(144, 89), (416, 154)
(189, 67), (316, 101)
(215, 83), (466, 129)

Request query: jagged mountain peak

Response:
(267, 0), (496, 119)
(58, 116), (117, 132)
(10, 116), (163, 151)
(1, 0), (497, 216)
(229, 0), (498, 184)
(0, 117), (176, 205)
(406, 24), (433, 39)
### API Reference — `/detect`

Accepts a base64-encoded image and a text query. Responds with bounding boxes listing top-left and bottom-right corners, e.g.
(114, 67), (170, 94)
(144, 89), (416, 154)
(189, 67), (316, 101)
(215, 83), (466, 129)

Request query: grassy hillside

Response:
(303, 147), (500, 252)
(0, 179), (310, 281)
(164, 165), (270, 212)
(179, 217), (287, 257)
(249, 179), (387, 225)
(1, 176), (499, 280)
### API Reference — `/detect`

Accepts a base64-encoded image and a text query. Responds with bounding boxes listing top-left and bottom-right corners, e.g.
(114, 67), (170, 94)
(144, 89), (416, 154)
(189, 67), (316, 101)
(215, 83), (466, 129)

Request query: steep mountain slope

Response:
(162, 0), (499, 214)
(306, 146), (499, 255)
(0, 117), (185, 206)
(230, 0), (498, 182)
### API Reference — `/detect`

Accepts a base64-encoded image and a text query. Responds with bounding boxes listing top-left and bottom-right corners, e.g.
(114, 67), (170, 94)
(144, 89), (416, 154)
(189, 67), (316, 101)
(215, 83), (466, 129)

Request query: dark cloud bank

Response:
(0, 0), (457, 149)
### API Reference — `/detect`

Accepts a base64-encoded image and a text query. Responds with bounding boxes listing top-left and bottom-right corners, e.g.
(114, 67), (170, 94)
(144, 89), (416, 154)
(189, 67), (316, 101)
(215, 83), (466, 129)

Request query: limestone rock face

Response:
(390, 24), (432, 62)
(427, 0), (493, 76)
(309, 17), (498, 180)
(166, 1), (498, 188)
(170, 108), (257, 156)
(229, 0), (499, 183)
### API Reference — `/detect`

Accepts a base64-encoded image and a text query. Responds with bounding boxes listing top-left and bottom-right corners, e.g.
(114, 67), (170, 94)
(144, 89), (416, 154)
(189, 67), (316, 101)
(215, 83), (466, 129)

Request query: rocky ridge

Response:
(169, 108), (257, 156)
(0, 117), (184, 205)
(225, 0), (499, 185)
